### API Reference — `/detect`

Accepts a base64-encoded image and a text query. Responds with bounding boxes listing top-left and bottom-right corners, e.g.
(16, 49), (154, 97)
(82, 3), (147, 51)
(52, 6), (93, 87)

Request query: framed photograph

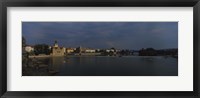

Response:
(0, 0), (199, 98)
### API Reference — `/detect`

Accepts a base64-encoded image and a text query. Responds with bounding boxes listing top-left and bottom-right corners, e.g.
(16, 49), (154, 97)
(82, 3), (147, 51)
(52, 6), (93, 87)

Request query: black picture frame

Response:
(0, 0), (199, 98)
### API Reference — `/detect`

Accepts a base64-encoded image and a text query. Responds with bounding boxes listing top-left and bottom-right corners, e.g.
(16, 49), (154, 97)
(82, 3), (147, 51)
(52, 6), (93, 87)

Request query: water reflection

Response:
(22, 56), (178, 76)
(48, 57), (64, 74)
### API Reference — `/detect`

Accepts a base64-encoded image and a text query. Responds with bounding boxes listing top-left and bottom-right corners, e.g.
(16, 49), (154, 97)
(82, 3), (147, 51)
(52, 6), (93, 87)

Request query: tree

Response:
(34, 44), (51, 55)
(22, 36), (26, 47)
(139, 48), (157, 56)
(22, 36), (29, 68)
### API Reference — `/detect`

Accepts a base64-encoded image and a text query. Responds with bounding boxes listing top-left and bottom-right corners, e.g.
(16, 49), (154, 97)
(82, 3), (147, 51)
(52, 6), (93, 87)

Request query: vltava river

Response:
(24, 56), (178, 76)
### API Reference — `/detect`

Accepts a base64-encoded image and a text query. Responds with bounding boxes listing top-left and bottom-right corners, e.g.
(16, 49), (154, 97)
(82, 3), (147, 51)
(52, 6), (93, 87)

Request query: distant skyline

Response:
(22, 22), (178, 50)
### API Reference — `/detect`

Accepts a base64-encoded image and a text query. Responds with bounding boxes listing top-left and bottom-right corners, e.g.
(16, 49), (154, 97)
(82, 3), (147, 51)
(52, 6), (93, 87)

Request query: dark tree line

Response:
(156, 49), (178, 56)
(139, 48), (178, 56)
(139, 48), (157, 56)
(34, 44), (51, 55)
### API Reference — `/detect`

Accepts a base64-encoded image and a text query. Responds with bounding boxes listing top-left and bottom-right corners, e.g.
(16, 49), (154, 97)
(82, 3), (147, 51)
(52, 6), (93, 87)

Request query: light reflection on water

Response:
(24, 56), (178, 76)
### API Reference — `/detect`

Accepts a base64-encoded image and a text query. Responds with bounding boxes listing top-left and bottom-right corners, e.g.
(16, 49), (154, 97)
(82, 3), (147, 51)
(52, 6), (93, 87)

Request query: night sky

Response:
(22, 22), (178, 50)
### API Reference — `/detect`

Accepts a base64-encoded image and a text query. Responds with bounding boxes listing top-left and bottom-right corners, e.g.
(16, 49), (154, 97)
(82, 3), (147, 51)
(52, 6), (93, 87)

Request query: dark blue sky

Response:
(22, 22), (178, 50)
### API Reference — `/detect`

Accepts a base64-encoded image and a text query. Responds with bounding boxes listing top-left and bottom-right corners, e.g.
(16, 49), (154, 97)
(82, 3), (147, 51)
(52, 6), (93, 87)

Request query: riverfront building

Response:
(76, 46), (96, 53)
(25, 45), (34, 52)
(52, 40), (65, 56)
(66, 48), (76, 54)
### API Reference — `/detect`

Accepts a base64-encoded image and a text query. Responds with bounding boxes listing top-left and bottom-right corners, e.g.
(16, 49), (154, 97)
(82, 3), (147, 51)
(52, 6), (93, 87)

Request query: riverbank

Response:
(29, 55), (51, 58)
(29, 54), (178, 59)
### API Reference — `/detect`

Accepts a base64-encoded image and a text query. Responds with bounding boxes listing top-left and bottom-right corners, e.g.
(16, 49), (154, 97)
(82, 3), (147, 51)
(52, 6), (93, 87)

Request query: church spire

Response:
(54, 40), (58, 47)
(55, 40), (57, 44)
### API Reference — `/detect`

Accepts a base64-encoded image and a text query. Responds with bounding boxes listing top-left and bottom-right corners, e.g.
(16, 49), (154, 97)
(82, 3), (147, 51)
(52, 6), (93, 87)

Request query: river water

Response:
(24, 56), (178, 76)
